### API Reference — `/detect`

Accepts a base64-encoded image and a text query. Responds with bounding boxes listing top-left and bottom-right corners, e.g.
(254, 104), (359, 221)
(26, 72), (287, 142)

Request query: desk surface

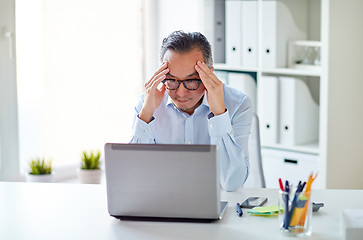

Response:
(0, 182), (362, 240)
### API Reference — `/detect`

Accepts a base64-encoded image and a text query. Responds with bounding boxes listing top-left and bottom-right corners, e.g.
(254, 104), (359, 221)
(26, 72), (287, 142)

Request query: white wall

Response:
(144, 0), (215, 79)
(325, 0), (363, 189)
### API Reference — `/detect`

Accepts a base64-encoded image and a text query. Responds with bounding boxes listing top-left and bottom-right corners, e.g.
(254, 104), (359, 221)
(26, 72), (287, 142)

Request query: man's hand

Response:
(195, 61), (225, 116)
(139, 62), (169, 123)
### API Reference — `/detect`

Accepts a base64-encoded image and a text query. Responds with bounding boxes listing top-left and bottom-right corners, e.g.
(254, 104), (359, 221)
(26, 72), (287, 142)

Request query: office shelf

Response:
(261, 141), (320, 155)
(214, 64), (258, 73)
(261, 68), (321, 77)
(214, 64), (321, 77)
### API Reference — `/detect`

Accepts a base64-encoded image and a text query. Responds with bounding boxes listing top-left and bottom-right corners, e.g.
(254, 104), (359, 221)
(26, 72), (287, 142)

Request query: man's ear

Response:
(211, 67), (214, 72)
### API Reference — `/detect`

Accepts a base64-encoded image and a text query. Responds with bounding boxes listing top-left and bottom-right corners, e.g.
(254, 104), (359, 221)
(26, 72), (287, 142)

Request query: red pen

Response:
(279, 178), (284, 191)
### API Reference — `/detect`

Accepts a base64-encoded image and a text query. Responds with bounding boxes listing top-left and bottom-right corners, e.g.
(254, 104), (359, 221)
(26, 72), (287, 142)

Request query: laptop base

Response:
(112, 201), (228, 223)
(113, 216), (218, 223)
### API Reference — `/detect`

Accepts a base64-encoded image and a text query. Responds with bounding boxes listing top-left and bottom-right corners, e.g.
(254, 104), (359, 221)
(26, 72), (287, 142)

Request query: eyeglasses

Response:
(161, 79), (202, 91)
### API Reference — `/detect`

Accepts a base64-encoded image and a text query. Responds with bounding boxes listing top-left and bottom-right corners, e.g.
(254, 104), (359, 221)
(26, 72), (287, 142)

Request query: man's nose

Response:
(176, 82), (189, 95)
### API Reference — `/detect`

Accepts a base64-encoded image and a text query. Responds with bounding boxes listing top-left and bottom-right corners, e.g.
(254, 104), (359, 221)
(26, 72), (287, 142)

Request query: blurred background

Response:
(0, 0), (362, 188)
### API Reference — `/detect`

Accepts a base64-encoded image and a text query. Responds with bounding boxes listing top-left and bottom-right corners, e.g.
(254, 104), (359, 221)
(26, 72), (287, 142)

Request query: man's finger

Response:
(146, 68), (169, 89)
(195, 64), (214, 89)
(196, 61), (219, 84)
(151, 74), (166, 89)
(153, 62), (168, 77)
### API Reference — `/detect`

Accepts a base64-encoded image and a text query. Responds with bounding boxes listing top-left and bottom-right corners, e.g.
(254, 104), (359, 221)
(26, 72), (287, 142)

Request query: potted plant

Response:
(26, 157), (54, 182)
(78, 150), (102, 184)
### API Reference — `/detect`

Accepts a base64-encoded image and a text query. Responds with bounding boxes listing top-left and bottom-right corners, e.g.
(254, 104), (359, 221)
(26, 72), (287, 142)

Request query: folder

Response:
(258, 76), (279, 145)
(261, 0), (308, 68)
(241, 0), (258, 68)
(214, 70), (228, 84)
(213, 0), (225, 64)
(225, 0), (242, 66)
(261, 0), (277, 68)
(228, 72), (256, 112)
(279, 77), (319, 145)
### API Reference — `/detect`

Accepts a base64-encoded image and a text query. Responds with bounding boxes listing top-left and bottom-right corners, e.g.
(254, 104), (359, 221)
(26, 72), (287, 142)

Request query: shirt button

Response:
(209, 124), (214, 128)
(187, 141), (191, 144)
(144, 129), (148, 132)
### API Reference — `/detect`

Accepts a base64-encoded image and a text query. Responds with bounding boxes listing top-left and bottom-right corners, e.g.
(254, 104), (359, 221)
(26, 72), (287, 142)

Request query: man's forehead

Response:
(166, 71), (199, 78)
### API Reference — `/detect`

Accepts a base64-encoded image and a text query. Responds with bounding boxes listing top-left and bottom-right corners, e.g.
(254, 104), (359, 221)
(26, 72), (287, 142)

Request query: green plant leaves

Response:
(81, 150), (101, 170)
(29, 158), (52, 175)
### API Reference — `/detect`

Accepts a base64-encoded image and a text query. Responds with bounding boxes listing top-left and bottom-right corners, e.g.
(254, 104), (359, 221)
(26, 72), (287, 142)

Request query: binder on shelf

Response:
(261, 0), (308, 68)
(241, 0), (258, 68)
(228, 72), (257, 112)
(225, 0), (242, 66)
(213, 0), (225, 64)
(214, 70), (228, 84)
(279, 77), (319, 145)
(258, 76), (280, 145)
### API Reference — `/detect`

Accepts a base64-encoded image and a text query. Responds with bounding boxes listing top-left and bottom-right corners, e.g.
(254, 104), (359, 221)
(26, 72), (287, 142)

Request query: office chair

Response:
(243, 112), (266, 188)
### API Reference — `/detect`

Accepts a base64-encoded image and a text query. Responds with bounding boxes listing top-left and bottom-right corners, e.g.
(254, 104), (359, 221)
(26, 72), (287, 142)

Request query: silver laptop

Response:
(104, 143), (228, 222)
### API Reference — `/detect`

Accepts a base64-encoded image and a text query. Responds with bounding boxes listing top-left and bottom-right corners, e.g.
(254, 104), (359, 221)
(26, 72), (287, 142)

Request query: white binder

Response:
(241, 0), (258, 68)
(228, 72), (257, 112)
(214, 70), (228, 84)
(279, 77), (319, 145)
(258, 76), (279, 145)
(225, 0), (242, 66)
(261, 1), (277, 68)
(261, 0), (308, 68)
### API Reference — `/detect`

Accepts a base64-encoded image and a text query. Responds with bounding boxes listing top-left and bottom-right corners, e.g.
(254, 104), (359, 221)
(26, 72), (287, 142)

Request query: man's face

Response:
(162, 49), (206, 115)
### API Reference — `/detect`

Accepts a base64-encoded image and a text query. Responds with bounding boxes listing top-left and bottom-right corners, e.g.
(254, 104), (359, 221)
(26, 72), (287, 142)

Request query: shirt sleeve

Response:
(130, 95), (156, 143)
(208, 95), (252, 192)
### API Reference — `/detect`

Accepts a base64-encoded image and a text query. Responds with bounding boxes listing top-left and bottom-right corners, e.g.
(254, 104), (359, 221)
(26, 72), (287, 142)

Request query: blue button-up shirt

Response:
(131, 84), (252, 191)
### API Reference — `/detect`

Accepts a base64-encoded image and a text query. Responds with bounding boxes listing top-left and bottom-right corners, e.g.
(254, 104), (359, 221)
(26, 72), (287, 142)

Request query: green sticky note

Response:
(249, 212), (279, 217)
(252, 205), (282, 213)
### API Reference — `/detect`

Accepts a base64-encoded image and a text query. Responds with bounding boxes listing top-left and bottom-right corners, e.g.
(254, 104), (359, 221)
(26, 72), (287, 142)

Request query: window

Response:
(16, 0), (143, 178)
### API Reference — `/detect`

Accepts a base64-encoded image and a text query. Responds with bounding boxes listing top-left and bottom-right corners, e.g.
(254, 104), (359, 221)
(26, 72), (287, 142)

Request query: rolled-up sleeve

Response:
(208, 95), (252, 192)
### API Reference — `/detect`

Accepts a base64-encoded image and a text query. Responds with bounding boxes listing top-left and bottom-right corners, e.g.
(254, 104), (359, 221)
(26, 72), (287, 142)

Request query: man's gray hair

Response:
(160, 31), (213, 68)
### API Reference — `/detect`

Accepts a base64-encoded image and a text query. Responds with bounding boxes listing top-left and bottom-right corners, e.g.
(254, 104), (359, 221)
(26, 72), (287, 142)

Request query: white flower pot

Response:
(26, 173), (54, 183)
(78, 169), (102, 184)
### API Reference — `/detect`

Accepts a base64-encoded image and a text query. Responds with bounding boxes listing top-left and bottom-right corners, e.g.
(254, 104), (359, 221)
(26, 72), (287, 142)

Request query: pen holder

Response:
(278, 190), (312, 236)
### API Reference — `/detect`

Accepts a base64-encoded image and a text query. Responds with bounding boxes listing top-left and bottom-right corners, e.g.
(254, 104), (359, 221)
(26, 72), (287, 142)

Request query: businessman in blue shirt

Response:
(131, 31), (252, 191)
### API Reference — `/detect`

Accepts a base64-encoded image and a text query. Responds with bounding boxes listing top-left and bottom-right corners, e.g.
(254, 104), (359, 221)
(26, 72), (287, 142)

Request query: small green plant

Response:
(81, 150), (101, 170)
(29, 158), (52, 175)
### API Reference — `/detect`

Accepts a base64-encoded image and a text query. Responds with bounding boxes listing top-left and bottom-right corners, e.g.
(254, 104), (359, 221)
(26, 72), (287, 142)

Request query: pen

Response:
(298, 173), (318, 226)
(286, 181), (303, 227)
(283, 180), (290, 229)
(289, 196), (308, 226)
(279, 178), (284, 191)
(236, 203), (243, 217)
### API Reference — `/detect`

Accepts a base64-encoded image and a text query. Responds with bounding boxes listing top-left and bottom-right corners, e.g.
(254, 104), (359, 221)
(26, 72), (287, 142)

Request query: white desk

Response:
(0, 182), (362, 240)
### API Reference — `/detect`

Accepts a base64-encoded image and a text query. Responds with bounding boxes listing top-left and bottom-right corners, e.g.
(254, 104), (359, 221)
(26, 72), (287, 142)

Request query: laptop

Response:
(104, 143), (228, 222)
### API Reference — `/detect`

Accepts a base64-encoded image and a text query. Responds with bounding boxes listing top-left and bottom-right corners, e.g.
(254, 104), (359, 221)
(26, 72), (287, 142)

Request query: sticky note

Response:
(252, 205), (282, 213)
(247, 205), (283, 217)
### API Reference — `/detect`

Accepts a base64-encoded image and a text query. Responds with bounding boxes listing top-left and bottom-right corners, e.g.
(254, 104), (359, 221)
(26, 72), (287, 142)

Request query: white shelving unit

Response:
(215, 64), (321, 77)
(218, 0), (322, 188)
(147, 0), (363, 189)
(214, 0), (363, 189)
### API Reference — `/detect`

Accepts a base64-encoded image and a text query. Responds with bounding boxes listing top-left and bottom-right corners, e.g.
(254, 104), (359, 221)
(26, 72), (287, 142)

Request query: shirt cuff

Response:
(132, 115), (155, 140)
(208, 110), (232, 137)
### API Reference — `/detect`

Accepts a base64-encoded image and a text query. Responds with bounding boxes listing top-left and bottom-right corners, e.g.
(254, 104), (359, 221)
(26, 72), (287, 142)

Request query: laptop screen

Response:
(104, 143), (222, 220)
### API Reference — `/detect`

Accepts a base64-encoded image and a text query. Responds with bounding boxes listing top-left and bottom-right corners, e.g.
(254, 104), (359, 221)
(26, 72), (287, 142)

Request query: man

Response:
(131, 31), (252, 192)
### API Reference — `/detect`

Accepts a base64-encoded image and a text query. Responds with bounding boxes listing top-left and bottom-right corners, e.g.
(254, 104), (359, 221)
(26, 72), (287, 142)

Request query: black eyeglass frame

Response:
(161, 79), (202, 91)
